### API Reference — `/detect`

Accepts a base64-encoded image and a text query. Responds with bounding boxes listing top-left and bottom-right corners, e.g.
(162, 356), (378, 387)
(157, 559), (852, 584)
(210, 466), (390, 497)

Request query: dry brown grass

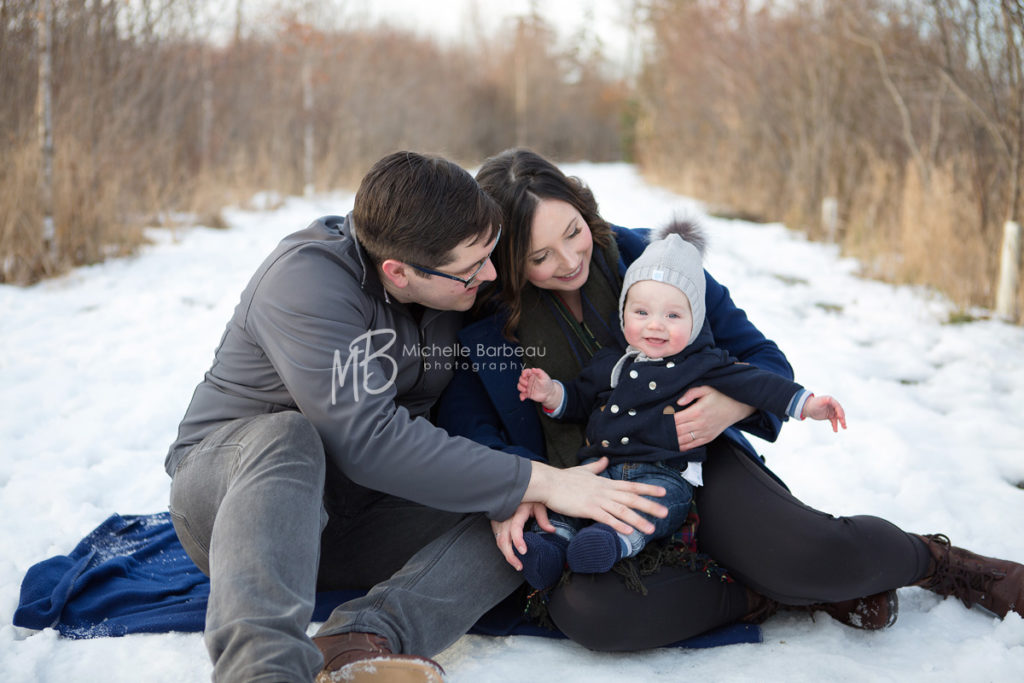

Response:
(840, 160), (1000, 308)
(2, 8), (628, 286)
(0, 144), (44, 283)
(2, 139), (149, 285)
(646, 148), (1016, 316)
(894, 163), (994, 305)
(635, 0), (1024, 322)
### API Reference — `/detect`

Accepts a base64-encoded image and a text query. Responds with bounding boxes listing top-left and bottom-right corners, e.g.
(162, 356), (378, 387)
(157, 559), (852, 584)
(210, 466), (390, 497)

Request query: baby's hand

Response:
(802, 395), (847, 432)
(518, 367), (553, 403)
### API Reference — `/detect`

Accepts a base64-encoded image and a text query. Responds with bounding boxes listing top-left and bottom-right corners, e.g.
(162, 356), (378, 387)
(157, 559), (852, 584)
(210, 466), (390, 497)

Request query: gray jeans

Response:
(169, 411), (524, 683)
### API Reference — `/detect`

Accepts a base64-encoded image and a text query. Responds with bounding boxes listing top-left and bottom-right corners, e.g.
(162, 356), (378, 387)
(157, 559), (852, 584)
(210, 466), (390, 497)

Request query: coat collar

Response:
(344, 212), (391, 304)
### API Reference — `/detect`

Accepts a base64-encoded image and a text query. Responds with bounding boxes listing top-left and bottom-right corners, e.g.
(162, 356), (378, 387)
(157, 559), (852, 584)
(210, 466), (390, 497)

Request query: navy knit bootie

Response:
(516, 532), (569, 590)
(567, 523), (625, 574)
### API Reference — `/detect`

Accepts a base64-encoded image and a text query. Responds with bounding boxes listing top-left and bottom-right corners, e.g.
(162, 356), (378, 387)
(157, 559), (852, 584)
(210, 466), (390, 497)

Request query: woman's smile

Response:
(555, 262), (584, 281)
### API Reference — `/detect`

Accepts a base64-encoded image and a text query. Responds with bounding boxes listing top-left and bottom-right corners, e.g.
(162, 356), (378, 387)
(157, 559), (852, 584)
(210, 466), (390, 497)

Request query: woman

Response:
(436, 148), (1024, 651)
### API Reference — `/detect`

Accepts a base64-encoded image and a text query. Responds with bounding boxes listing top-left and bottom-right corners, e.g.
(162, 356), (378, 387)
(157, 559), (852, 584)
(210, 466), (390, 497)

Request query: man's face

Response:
(402, 229), (499, 311)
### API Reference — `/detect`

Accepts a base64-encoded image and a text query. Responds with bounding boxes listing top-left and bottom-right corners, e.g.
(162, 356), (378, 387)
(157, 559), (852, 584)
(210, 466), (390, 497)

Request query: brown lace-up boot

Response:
(741, 589), (780, 624)
(809, 590), (899, 630)
(914, 533), (1024, 618)
(313, 632), (445, 683)
(743, 589), (898, 630)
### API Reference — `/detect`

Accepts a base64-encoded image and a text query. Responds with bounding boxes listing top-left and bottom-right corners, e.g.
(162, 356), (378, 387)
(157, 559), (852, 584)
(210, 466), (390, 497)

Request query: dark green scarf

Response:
(516, 236), (623, 469)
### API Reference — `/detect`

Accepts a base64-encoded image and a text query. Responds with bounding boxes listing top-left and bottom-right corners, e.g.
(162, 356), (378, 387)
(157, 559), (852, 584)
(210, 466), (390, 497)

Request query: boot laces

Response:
(925, 534), (1006, 609)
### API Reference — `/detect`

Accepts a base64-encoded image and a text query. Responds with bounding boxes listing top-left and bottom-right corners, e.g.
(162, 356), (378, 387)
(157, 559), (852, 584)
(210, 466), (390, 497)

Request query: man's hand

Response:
(491, 502), (555, 569)
(674, 385), (755, 451)
(524, 458), (667, 537)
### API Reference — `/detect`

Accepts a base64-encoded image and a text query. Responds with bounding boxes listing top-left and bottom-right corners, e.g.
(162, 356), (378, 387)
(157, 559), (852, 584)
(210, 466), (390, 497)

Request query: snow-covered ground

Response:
(3, 164), (1024, 682)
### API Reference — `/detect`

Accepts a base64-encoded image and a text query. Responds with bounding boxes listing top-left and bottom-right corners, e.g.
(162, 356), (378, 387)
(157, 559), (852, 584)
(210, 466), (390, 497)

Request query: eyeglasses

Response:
(405, 227), (501, 289)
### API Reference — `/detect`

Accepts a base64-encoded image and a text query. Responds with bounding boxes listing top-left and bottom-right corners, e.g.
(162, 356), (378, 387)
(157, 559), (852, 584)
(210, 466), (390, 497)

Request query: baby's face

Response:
(622, 280), (693, 359)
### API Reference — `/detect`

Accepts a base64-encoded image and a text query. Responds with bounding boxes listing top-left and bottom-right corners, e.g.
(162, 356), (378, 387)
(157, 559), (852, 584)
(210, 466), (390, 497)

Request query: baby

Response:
(516, 221), (845, 590)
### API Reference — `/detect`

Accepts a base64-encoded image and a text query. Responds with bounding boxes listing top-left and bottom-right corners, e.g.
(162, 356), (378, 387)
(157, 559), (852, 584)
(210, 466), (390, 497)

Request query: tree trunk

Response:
(200, 47), (213, 173)
(302, 53), (314, 198)
(514, 18), (528, 147)
(37, 0), (55, 255)
(234, 0), (244, 46)
(996, 0), (1022, 321)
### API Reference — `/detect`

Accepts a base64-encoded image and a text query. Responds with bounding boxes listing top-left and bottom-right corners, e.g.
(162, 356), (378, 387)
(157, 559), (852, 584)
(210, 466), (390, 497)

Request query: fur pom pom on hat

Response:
(619, 217), (708, 347)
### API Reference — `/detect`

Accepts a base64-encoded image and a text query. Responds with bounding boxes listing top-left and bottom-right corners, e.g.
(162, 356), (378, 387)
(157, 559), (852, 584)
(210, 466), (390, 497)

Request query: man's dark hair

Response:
(353, 151), (501, 269)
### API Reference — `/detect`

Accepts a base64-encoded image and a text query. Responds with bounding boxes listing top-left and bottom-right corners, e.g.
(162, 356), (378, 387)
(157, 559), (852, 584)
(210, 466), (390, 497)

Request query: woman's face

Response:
(525, 199), (594, 293)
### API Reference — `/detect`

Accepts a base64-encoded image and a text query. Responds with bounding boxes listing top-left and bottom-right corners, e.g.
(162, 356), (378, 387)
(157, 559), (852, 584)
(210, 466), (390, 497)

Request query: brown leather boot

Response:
(313, 632), (445, 683)
(743, 589), (898, 630)
(914, 533), (1024, 618)
(740, 589), (780, 624)
(809, 590), (899, 630)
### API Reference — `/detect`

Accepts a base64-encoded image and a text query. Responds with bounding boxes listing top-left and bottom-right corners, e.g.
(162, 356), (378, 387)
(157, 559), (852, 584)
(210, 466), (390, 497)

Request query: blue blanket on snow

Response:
(13, 512), (760, 647)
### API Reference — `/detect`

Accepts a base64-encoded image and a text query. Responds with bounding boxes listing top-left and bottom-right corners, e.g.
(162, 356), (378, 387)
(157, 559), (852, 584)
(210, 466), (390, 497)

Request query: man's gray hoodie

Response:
(166, 214), (529, 520)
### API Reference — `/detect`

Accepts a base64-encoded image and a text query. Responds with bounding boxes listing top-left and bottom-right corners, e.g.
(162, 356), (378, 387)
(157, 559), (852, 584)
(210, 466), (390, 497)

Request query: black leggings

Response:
(547, 439), (934, 651)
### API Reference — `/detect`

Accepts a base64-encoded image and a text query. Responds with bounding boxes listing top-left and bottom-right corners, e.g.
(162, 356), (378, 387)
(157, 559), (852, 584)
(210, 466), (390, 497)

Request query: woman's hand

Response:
(674, 385), (756, 451)
(491, 502), (555, 570)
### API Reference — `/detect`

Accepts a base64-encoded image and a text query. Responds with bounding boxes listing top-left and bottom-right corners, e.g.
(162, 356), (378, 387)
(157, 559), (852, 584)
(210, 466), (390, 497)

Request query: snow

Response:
(3, 163), (1024, 681)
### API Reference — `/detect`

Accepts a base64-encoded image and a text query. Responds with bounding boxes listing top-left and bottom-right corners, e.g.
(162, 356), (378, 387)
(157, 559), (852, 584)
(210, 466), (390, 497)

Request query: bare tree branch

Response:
(842, 9), (930, 184)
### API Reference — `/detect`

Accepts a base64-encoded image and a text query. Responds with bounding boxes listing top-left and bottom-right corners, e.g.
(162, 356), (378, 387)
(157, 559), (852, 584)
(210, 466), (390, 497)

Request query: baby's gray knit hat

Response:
(619, 218), (707, 347)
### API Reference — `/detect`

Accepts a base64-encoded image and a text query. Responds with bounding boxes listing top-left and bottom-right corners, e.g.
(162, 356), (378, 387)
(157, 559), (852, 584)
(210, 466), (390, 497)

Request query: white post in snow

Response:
(821, 196), (838, 243)
(995, 220), (1021, 321)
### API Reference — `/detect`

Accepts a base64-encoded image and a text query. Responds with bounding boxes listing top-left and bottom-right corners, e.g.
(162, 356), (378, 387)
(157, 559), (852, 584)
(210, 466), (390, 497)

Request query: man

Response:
(165, 151), (667, 682)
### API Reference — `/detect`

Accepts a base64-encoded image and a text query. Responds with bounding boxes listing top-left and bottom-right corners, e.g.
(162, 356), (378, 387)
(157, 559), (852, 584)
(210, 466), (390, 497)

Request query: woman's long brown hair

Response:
(474, 148), (612, 339)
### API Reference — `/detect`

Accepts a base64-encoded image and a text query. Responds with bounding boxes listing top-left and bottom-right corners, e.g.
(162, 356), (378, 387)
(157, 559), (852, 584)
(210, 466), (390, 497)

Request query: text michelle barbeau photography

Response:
(330, 328), (546, 404)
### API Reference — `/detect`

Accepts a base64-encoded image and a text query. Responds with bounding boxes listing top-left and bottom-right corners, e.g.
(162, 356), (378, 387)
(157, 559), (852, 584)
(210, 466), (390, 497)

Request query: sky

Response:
(206, 0), (641, 72)
(2, 163), (1024, 681)
(353, 0), (637, 57)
